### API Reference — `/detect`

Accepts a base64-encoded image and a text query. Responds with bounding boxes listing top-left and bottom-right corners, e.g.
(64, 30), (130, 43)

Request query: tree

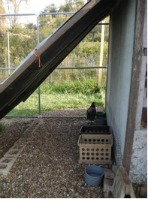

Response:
(0, 0), (6, 33)
(0, 0), (6, 68)
(5, 0), (28, 25)
(9, 23), (37, 66)
(41, 3), (57, 14)
(59, 0), (84, 12)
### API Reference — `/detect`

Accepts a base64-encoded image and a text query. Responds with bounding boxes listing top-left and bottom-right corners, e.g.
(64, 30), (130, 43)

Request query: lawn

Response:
(7, 79), (106, 117)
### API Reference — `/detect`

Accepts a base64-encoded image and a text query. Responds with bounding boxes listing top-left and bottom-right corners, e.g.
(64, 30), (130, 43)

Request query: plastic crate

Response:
(78, 134), (113, 164)
(96, 112), (106, 118)
(95, 112), (107, 125)
(95, 118), (107, 125)
(80, 125), (110, 134)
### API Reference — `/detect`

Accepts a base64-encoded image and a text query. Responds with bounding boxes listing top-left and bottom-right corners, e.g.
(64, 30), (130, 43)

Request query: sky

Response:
(3, 0), (67, 24)
(4, 0), (66, 14)
(3, 0), (86, 24)
(25, 0), (66, 14)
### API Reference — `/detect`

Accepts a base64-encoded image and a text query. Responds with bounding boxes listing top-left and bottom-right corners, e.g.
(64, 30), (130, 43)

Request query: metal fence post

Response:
(37, 14), (41, 115)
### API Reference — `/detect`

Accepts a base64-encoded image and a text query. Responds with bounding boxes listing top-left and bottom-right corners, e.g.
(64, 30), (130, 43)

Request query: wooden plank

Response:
(103, 166), (136, 198)
(123, 0), (146, 172)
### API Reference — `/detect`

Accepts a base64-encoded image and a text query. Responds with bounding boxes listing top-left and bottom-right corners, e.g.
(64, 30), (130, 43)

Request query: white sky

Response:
(4, 0), (86, 24)
(3, 0), (67, 24)
(25, 0), (66, 14)
(4, 0), (66, 14)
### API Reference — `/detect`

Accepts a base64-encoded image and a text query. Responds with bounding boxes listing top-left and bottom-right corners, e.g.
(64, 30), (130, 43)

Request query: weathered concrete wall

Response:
(107, 0), (137, 164)
(129, 130), (147, 184)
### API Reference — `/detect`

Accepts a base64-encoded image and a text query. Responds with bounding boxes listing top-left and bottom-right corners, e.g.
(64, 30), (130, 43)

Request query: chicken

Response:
(86, 102), (96, 123)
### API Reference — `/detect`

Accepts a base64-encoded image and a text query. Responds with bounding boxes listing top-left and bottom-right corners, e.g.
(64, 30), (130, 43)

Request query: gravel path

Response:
(0, 109), (104, 198)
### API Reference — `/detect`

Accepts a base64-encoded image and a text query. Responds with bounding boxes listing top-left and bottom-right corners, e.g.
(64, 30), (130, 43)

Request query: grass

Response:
(7, 79), (106, 116)
(41, 79), (100, 94)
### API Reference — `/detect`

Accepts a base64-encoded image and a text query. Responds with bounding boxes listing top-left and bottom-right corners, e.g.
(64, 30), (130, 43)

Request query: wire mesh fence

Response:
(0, 13), (109, 117)
(0, 66), (107, 117)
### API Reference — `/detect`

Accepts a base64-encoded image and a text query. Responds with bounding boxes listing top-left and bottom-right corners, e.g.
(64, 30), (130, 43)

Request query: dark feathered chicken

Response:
(86, 102), (96, 122)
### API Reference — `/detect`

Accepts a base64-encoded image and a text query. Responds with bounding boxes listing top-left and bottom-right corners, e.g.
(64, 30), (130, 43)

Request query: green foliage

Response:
(40, 78), (98, 94)
(0, 0), (6, 68)
(0, 33), (6, 67)
(59, 0), (84, 12)
(8, 77), (105, 116)
(8, 92), (105, 116)
(9, 24), (37, 66)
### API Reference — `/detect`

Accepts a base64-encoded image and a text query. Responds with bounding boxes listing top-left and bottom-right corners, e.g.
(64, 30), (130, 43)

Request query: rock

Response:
(0, 109), (103, 198)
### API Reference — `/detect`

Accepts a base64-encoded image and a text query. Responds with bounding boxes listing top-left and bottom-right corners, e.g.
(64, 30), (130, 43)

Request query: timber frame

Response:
(123, 0), (146, 173)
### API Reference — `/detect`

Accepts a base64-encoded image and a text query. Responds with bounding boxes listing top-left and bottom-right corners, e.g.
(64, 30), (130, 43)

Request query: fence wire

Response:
(0, 13), (109, 117)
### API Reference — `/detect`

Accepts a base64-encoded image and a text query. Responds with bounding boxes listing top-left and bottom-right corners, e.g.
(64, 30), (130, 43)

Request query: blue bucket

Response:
(84, 165), (104, 186)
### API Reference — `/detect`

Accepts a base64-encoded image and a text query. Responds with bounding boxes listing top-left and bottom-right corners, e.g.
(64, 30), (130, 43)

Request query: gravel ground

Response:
(0, 109), (104, 198)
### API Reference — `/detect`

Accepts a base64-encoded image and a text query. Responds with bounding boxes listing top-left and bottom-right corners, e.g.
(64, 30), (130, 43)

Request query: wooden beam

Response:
(123, 0), (146, 172)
